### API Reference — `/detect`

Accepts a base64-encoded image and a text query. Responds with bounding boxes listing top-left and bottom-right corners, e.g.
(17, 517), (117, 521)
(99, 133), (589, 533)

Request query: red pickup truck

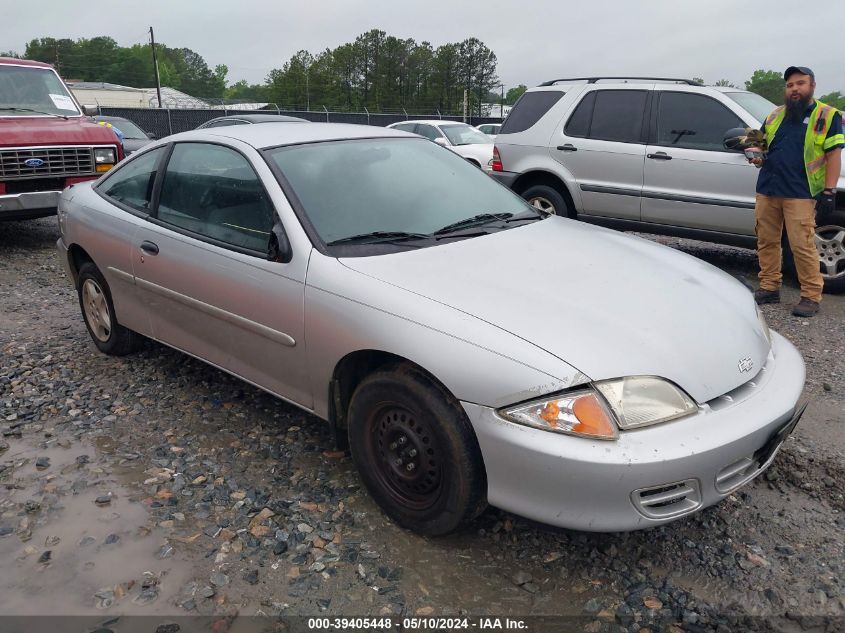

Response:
(0, 57), (123, 221)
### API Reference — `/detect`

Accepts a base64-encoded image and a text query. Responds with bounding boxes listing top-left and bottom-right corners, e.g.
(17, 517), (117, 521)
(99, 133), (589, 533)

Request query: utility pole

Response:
(54, 41), (60, 75)
(463, 89), (468, 123)
(500, 84), (505, 119)
(149, 26), (163, 109)
(306, 70), (310, 111)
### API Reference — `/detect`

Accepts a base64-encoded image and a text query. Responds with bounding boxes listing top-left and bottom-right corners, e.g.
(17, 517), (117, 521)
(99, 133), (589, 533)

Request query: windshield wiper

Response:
(0, 107), (69, 120)
(432, 213), (514, 235)
(326, 230), (433, 246)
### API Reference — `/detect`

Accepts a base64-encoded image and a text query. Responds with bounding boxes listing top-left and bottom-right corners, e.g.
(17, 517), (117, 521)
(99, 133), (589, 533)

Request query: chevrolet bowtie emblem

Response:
(738, 358), (754, 373)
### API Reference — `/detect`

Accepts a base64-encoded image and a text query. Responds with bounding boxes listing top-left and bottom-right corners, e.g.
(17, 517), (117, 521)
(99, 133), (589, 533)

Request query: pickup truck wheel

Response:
(521, 184), (569, 216)
(77, 262), (142, 355)
(783, 210), (845, 293)
(347, 366), (487, 536)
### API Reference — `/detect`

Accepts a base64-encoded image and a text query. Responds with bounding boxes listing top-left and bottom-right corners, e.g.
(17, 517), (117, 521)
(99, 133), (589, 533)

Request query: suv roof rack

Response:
(538, 77), (703, 86)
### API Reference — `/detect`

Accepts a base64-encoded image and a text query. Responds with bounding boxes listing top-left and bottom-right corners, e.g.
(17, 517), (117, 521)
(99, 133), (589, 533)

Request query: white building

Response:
(67, 82), (211, 109)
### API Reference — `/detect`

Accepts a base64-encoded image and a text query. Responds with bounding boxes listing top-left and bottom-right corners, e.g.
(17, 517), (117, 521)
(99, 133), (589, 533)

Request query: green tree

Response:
(505, 84), (527, 104)
(715, 79), (737, 88)
(820, 91), (845, 110)
(745, 69), (784, 104)
(692, 77), (704, 85)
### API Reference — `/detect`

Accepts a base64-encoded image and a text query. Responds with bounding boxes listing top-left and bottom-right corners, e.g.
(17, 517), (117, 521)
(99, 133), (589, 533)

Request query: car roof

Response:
(392, 119), (470, 127)
(0, 57), (52, 68)
(204, 113), (308, 124)
(93, 115), (134, 123)
(172, 122), (417, 149)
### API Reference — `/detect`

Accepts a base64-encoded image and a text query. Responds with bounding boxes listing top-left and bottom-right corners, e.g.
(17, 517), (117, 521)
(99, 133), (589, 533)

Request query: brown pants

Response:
(755, 194), (823, 303)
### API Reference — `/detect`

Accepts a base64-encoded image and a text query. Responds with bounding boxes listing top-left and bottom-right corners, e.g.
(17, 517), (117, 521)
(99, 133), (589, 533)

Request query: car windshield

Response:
(723, 91), (776, 125)
(267, 138), (529, 248)
(106, 119), (147, 139)
(0, 64), (81, 116)
(440, 124), (492, 146)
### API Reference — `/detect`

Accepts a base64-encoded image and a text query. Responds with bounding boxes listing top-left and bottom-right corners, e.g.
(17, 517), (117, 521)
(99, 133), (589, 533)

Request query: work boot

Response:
(791, 298), (820, 317)
(754, 288), (780, 305)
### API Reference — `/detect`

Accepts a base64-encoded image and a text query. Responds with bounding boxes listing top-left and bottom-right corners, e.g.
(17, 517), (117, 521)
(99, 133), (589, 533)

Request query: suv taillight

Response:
(492, 146), (503, 172)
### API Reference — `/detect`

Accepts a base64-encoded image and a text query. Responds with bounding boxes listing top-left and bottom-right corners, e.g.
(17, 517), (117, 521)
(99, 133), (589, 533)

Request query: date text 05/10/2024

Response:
(306, 617), (528, 630)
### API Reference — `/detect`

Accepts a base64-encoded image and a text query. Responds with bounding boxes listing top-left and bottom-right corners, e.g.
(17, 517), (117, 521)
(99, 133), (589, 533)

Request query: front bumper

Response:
(0, 191), (60, 220)
(462, 331), (805, 532)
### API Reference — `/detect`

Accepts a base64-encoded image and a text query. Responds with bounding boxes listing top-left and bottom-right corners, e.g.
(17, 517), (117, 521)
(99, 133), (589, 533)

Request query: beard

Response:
(784, 93), (812, 121)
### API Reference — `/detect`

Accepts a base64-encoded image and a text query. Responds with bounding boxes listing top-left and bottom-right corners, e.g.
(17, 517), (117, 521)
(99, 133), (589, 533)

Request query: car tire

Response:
(77, 262), (142, 355)
(521, 184), (570, 216)
(347, 365), (487, 536)
(783, 209), (845, 293)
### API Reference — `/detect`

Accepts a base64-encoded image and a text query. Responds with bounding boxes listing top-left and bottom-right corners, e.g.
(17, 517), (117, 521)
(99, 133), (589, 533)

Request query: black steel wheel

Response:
(347, 364), (487, 535)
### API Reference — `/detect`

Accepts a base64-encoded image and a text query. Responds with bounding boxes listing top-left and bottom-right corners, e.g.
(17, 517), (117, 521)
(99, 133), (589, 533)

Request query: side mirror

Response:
(268, 222), (292, 263)
(433, 137), (447, 146)
(147, 132), (158, 140)
(723, 127), (749, 151)
(82, 105), (98, 116)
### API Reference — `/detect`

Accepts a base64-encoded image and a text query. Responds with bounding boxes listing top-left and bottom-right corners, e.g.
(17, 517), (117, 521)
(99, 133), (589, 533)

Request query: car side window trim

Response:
(564, 88), (652, 144)
(149, 140), (286, 260)
(94, 145), (170, 218)
(585, 89), (649, 144)
(648, 91), (745, 152)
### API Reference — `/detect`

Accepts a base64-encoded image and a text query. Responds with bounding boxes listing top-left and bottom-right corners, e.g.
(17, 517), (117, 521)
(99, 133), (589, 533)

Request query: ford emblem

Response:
(24, 158), (45, 168)
(738, 358), (754, 373)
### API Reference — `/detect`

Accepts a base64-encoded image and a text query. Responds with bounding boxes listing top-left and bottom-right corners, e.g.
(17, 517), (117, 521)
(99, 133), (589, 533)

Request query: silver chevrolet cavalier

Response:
(56, 123), (806, 536)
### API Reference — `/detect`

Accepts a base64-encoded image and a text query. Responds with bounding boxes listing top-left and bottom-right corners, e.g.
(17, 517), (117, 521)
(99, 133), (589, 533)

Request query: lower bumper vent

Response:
(632, 478), (702, 520)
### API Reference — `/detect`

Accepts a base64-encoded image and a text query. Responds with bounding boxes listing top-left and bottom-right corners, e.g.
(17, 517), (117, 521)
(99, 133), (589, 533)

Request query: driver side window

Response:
(157, 143), (275, 254)
(416, 124), (445, 142)
(99, 147), (166, 213)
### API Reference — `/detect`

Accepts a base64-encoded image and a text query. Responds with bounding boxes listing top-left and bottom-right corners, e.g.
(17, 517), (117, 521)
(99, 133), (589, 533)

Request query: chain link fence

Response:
(97, 106), (504, 139)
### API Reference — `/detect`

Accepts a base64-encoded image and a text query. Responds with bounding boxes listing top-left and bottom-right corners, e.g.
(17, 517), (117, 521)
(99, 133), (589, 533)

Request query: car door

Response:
(552, 87), (650, 220)
(641, 89), (757, 234)
(131, 140), (312, 408)
(89, 146), (170, 338)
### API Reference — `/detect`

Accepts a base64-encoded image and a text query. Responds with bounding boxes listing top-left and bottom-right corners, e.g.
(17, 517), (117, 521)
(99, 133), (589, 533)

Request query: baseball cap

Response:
(784, 66), (814, 81)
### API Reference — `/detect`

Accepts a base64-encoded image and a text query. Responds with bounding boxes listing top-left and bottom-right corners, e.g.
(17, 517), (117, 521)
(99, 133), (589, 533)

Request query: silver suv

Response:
(492, 77), (845, 292)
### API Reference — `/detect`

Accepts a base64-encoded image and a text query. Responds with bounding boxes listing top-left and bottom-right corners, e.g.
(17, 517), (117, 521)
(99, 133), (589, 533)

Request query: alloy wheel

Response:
(81, 278), (112, 342)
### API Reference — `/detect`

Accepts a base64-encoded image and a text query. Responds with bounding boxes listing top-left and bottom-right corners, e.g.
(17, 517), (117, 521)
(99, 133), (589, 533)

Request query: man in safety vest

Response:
(751, 66), (843, 317)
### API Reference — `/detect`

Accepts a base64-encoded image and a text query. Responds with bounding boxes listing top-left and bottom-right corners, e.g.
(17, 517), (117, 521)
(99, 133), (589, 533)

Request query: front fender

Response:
(304, 254), (588, 419)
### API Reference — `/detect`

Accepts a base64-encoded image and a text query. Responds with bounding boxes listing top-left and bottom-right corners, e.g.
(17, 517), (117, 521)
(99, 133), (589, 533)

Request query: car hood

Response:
(0, 116), (122, 146)
(340, 218), (771, 404)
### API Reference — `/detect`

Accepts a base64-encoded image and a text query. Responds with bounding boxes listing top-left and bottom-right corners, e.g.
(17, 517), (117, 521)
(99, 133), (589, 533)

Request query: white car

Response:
(476, 123), (502, 139)
(388, 120), (495, 172)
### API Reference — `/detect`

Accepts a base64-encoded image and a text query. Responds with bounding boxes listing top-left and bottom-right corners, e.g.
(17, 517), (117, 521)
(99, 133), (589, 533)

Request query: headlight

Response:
(756, 305), (772, 346)
(499, 389), (618, 440)
(94, 148), (116, 164)
(595, 377), (697, 430)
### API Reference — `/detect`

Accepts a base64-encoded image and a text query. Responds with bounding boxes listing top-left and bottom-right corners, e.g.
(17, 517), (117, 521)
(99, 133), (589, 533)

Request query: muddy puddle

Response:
(0, 433), (194, 615)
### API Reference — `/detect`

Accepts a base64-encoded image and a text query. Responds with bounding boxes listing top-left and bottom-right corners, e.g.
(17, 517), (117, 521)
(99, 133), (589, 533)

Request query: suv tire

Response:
(782, 210), (845, 294)
(521, 184), (570, 217)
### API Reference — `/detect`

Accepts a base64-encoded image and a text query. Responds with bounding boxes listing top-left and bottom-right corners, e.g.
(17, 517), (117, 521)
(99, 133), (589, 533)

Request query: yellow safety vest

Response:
(764, 100), (844, 197)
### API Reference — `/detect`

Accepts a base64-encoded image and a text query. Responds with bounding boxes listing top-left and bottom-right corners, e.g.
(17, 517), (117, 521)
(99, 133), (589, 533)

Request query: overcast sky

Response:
(5, 0), (843, 96)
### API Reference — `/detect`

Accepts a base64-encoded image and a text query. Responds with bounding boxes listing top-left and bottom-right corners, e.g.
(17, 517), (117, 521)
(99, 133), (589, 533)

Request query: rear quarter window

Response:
(499, 91), (565, 134)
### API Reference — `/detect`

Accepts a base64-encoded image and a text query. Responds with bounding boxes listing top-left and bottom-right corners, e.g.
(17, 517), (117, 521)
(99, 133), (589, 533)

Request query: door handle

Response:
(556, 144), (578, 152)
(647, 152), (672, 160)
(140, 240), (159, 255)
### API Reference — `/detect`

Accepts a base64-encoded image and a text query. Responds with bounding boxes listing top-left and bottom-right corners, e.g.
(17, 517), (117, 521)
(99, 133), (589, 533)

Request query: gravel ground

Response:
(1, 217), (843, 632)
